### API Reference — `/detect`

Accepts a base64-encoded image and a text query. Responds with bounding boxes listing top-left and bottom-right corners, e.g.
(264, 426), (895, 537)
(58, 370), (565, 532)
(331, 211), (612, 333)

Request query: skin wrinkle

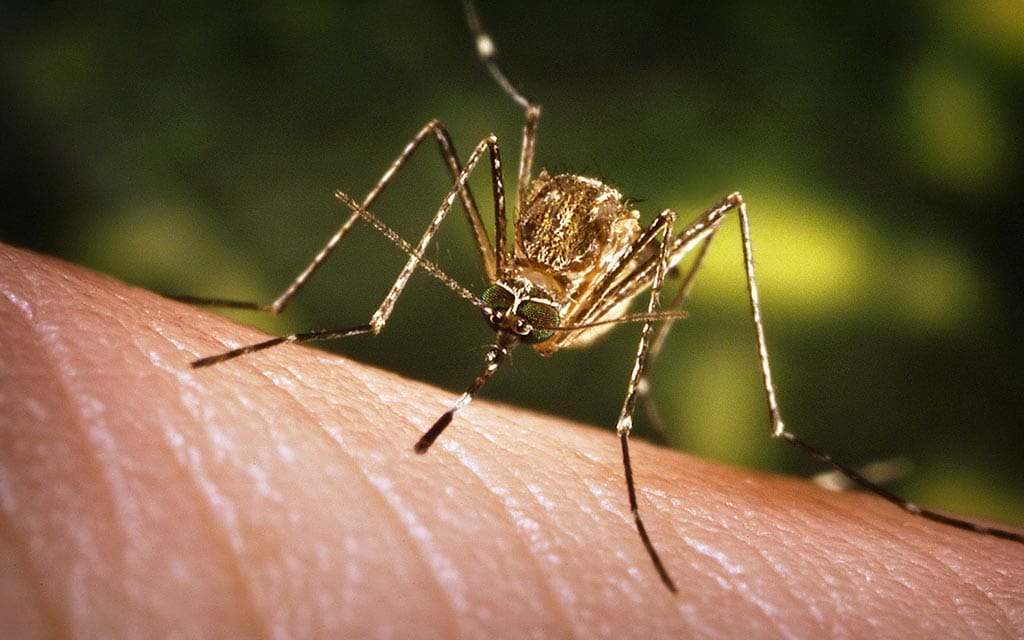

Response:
(751, 521), (830, 632)
(0, 330), (72, 638)
(816, 541), (898, 636)
(341, 365), (465, 634)
(673, 536), (772, 638)
(484, 412), (612, 619)
(434, 426), (573, 636)
(939, 548), (1011, 631)
(280, 337), (1015, 630)
(252, 361), (382, 632)
(521, 425), (625, 560)
(138, 324), (278, 637)
(272, 360), (461, 638)
(714, 532), (810, 638)
(216, 352), (464, 634)
(123, 301), (274, 618)
(419, 437), (551, 635)
(322, 448), (458, 638)
(670, 484), (829, 636)
(828, 493), (1005, 632)
(456, 438), (569, 593)
(843, 511), (1000, 636)
(197, 465), (271, 635)
(780, 497), (917, 633)
(972, 567), (1018, 636)
(419, 397), (676, 635)
(36, 254), (268, 634)
(193, 349), (442, 636)
(684, 535), (784, 636)
(184, 452), (270, 640)
(524, 448), (677, 633)
(0, 508), (66, 638)
(925, 543), (1014, 636)
(28, 297), (135, 633)
(575, 462), (664, 595)
(162, 365), (275, 640)
(258, 366), (430, 637)
(0, 286), (73, 638)
(303, 356), (530, 637)
(10, 277), (178, 634)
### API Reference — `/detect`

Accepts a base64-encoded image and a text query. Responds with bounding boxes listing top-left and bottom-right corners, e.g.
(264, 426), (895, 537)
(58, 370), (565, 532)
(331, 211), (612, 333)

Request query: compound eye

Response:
(482, 284), (514, 311)
(519, 300), (559, 343)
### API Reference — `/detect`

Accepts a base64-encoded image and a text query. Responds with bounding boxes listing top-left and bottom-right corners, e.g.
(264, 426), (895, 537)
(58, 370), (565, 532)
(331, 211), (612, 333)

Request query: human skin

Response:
(1, 242), (1022, 638)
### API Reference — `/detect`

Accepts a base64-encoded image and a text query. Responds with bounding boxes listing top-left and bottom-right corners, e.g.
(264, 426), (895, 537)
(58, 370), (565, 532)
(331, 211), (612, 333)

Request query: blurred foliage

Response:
(2, 1), (1022, 525)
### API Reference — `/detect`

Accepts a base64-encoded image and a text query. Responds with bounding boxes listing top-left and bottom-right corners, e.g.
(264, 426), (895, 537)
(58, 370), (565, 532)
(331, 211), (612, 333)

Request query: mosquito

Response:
(176, 1), (1024, 593)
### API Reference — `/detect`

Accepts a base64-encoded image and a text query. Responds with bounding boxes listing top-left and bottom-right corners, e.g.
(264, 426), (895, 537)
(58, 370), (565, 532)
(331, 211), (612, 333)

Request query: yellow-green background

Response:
(3, 2), (1022, 525)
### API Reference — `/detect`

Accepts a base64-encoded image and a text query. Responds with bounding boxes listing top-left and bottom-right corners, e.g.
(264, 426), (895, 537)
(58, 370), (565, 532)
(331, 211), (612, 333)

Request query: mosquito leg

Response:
(172, 119), (496, 313)
(337, 134), (506, 334)
(636, 232), (718, 440)
(613, 212), (679, 432)
(725, 192), (1024, 544)
(286, 118), (496, 294)
(190, 325), (374, 368)
(649, 232), (717, 363)
(620, 432), (677, 592)
(189, 134), (507, 369)
(615, 210), (679, 593)
(580, 198), (725, 439)
(779, 431), (1024, 542)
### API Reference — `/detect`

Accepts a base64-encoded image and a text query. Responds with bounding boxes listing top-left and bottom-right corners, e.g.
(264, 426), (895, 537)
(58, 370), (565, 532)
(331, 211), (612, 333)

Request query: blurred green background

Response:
(3, 2), (1022, 526)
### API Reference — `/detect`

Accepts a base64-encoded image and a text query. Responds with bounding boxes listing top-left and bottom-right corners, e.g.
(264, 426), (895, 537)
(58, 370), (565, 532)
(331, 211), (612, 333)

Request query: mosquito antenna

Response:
(550, 310), (688, 333)
(415, 331), (520, 453)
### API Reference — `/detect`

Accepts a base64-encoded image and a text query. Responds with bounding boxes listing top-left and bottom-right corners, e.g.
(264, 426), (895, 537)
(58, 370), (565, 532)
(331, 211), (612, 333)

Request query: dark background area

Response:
(3, 2), (1022, 525)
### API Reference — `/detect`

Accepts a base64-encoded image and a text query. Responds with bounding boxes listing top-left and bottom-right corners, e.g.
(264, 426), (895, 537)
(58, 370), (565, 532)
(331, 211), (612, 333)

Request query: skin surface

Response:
(2, 242), (1022, 638)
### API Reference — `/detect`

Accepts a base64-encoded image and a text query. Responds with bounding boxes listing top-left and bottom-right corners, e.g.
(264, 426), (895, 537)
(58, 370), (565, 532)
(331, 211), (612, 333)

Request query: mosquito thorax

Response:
(481, 282), (560, 344)
(517, 171), (644, 298)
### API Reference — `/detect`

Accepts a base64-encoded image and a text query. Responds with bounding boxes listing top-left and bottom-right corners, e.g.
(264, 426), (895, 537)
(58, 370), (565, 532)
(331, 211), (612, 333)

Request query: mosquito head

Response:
(481, 281), (560, 344)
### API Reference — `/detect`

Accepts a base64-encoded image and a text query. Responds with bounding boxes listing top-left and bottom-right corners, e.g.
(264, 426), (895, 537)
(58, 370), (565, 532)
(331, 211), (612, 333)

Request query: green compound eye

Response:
(519, 300), (559, 343)
(482, 284), (514, 310)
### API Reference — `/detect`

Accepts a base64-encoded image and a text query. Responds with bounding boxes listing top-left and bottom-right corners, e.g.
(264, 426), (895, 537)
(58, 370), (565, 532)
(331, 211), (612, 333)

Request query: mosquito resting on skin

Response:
(174, 1), (1024, 592)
